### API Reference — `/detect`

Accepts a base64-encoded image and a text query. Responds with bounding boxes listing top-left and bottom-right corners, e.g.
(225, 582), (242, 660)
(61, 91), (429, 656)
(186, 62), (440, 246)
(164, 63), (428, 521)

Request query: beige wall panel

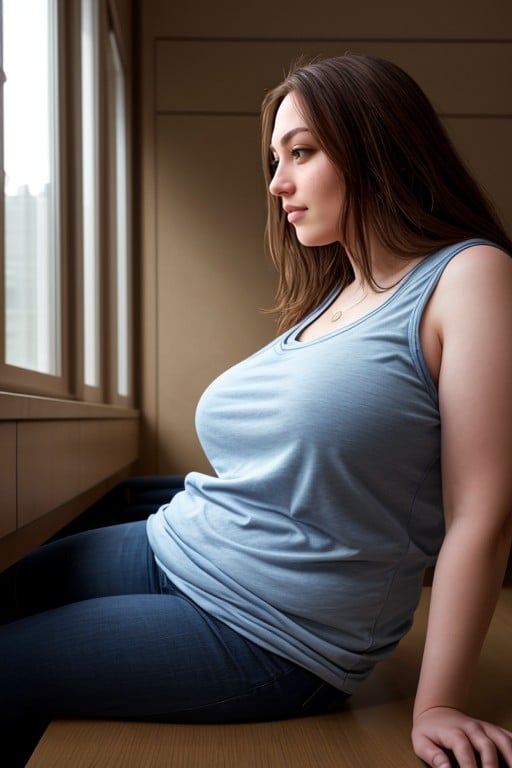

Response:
(445, 117), (512, 236)
(79, 419), (139, 490)
(0, 423), (17, 537)
(157, 41), (512, 116)
(143, 0), (512, 40)
(444, 118), (512, 234)
(156, 115), (276, 473)
(17, 421), (81, 528)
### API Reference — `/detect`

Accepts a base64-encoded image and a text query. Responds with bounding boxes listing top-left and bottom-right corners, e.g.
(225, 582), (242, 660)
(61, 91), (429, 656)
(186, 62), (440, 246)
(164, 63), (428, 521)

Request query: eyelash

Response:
(290, 147), (310, 160)
(270, 147), (312, 175)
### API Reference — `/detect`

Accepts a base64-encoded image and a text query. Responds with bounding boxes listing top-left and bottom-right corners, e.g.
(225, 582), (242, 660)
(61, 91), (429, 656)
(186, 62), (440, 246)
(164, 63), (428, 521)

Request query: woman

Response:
(1, 54), (511, 768)
(258, 56), (512, 768)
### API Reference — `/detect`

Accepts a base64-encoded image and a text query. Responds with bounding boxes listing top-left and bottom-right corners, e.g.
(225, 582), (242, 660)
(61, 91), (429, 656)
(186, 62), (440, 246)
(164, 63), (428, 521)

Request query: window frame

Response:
(79, 0), (103, 402)
(105, 5), (133, 407)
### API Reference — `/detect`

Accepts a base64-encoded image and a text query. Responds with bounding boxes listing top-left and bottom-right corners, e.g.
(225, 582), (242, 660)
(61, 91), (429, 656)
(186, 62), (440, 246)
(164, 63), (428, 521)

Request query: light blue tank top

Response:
(147, 239), (491, 693)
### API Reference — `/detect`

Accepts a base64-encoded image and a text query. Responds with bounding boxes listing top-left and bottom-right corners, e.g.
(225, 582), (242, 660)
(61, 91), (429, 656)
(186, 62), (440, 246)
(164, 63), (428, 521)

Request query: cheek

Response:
(330, 177), (345, 208)
(325, 186), (344, 222)
(318, 169), (344, 211)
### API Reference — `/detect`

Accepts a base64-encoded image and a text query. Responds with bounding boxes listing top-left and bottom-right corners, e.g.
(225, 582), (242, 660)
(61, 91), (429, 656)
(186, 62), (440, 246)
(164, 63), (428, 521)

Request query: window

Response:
(0, 0), (133, 405)
(2, 0), (60, 377)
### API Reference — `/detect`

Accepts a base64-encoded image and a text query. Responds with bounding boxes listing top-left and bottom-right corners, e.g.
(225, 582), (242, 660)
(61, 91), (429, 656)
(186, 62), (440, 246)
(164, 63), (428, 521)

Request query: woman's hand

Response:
(412, 707), (512, 768)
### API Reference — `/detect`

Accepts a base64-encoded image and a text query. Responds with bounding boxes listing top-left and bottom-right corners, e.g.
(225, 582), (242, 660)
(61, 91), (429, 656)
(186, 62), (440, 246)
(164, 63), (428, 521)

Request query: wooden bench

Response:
(26, 587), (512, 768)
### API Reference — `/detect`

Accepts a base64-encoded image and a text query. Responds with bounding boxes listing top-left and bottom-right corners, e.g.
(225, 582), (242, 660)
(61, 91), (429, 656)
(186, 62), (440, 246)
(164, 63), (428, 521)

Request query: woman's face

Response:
(269, 92), (345, 247)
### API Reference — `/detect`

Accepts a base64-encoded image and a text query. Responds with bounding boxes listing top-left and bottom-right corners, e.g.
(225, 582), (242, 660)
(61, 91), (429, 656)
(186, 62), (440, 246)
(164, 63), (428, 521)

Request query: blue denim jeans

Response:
(0, 521), (347, 766)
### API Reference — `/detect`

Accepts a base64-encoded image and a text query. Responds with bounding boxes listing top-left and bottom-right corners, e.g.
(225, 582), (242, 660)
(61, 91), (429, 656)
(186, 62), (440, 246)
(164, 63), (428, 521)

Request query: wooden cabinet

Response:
(0, 401), (138, 572)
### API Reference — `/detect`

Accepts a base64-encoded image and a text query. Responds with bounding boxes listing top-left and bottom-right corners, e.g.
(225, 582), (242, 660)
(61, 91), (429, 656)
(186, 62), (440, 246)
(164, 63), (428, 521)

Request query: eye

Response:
(290, 147), (311, 161)
(269, 155), (279, 176)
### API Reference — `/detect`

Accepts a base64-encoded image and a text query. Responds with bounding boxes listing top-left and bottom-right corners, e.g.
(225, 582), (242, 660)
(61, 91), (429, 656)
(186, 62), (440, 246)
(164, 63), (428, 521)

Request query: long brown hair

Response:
(261, 54), (512, 332)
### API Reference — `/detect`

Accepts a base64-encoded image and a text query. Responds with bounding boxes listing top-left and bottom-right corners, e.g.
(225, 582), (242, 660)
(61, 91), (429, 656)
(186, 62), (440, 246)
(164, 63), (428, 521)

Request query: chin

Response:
(296, 233), (339, 248)
(293, 225), (340, 248)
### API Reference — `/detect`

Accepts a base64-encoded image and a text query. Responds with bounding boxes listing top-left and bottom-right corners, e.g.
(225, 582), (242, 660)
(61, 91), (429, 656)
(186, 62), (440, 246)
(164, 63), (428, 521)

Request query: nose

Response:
(269, 163), (294, 197)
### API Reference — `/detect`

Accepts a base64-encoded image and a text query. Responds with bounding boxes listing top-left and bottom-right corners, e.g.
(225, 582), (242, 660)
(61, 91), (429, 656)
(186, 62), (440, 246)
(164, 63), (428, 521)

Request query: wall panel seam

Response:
(155, 111), (512, 118)
(154, 36), (512, 44)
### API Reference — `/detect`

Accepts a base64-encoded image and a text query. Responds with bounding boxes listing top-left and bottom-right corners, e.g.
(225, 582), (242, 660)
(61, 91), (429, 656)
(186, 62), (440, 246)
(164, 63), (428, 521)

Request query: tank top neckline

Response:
(281, 254), (426, 350)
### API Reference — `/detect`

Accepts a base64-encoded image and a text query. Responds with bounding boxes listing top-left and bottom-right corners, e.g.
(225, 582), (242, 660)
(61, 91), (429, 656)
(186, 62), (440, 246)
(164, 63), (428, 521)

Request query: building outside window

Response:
(2, 0), (60, 375)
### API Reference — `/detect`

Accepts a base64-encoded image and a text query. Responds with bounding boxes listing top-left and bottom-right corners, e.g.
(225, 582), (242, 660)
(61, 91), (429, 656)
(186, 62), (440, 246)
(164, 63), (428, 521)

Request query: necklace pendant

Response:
(331, 310), (343, 323)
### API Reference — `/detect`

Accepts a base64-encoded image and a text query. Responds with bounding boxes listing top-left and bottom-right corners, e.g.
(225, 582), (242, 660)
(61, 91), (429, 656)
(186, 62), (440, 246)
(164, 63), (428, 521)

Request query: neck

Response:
(345, 238), (422, 291)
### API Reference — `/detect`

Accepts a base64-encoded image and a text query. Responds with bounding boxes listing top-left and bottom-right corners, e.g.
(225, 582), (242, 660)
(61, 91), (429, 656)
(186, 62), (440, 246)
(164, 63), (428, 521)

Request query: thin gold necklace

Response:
(331, 262), (416, 323)
(330, 289), (368, 323)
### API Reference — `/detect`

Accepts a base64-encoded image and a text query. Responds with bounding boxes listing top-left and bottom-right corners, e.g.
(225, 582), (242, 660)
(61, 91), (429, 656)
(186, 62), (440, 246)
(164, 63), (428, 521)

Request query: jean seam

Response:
(162, 663), (308, 717)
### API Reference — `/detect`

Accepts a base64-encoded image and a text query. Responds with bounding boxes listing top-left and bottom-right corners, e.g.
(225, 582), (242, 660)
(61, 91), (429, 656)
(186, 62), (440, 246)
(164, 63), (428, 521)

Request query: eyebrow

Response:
(269, 126), (311, 153)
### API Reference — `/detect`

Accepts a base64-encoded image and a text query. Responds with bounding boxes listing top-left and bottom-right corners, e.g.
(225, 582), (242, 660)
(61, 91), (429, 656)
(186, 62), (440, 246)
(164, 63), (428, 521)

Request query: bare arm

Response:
(411, 245), (512, 768)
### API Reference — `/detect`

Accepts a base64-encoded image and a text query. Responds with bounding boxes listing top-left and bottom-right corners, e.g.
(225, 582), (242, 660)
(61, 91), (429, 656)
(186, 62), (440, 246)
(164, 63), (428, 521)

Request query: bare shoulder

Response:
(442, 243), (510, 285)
(420, 244), (511, 383)
(440, 243), (511, 285)
(430, 244), (512, 327)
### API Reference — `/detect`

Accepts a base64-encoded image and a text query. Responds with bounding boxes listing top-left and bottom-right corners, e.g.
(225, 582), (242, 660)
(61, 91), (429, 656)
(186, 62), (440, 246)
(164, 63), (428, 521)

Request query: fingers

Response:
(449, 724), (501, 768)
(413, 726), (512, 768)
(481, 724), (512, 768)
(413, 734), (460, 768)
(470, 723), (512, 768)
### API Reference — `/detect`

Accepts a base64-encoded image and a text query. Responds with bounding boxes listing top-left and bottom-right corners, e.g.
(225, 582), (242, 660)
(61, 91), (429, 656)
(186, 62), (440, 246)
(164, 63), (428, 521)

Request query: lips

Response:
(284, 205), (307, 224)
